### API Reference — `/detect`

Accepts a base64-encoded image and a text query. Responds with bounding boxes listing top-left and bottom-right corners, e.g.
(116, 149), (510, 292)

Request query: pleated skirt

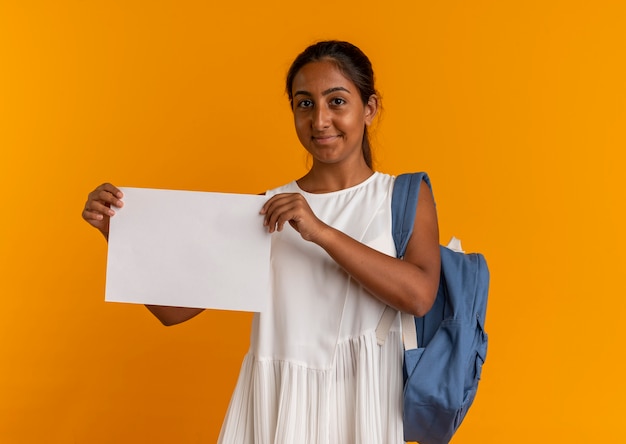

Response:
(218, 330), (405, 444)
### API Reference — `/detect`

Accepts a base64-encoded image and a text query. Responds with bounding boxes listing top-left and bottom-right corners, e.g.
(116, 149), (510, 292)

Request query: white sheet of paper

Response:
(105, 187), (271, 312)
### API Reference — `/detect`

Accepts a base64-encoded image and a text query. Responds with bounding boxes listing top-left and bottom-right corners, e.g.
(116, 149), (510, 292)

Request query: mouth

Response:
(312, 135), (340, 145)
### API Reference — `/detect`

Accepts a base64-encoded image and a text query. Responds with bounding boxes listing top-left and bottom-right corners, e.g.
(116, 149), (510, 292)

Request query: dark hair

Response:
(286, 40), (379, 168)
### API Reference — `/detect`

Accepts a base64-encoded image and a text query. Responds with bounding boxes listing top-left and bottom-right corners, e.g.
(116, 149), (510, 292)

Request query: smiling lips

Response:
(312, 135), (340, 145)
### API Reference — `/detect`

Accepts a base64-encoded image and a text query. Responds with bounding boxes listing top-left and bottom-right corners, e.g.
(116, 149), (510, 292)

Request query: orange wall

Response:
(1, 1), (625, 442)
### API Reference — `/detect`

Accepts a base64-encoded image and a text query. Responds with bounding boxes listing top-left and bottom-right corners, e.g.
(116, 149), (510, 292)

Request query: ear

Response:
(364, 94), (379, 126)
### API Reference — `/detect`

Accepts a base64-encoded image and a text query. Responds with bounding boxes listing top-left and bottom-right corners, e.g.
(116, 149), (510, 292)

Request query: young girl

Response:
(82, 40), (440, 444)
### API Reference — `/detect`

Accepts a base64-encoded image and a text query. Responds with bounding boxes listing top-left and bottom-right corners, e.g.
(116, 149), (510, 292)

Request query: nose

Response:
(312, 105), (331, 130)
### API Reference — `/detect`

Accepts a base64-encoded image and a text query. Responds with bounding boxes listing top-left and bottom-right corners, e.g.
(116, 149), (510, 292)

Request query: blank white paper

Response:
(105, 187), (271, 312)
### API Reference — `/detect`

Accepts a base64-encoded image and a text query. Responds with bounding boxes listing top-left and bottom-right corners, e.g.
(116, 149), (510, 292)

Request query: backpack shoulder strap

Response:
(375, 172), (431, 347)
(391, 172), (431, 258)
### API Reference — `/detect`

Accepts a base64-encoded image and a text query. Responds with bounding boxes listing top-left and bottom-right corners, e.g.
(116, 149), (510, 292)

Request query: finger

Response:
(98, 189), (124, 208)
(262, 196), (286, 227)
(85, 199), (116, 217)
(88, 188), (124, 209)
(82, 208), (105, 222)
(99, 183), (124, 199)
(263, 197), (293, 229)
(268, 201), (301, 233)
(261, 193), (291, 217)
(262, 194), (303, 226)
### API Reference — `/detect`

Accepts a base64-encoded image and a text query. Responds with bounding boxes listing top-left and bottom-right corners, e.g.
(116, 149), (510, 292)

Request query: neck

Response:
(297, 160), (374, 194)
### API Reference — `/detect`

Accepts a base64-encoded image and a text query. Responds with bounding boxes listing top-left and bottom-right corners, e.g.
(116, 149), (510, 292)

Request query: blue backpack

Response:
(376, 172), (489, 444)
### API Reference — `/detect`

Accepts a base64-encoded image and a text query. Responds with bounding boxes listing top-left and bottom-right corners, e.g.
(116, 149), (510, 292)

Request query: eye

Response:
(330, 97), (346, 106)
(297, 99), (313, 108)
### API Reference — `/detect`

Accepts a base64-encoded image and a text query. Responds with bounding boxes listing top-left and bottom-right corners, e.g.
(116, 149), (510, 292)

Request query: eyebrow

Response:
(293, 86), (351, 97)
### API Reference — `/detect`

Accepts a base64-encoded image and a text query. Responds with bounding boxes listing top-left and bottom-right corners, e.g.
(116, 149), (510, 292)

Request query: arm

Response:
(82, 183), (205, 326)
(145, 305), (204, 326)
(261, 181), (440, 316)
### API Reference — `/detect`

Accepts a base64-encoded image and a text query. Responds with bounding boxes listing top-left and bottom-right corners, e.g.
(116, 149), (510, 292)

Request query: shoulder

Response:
(265, 180), (299, 198)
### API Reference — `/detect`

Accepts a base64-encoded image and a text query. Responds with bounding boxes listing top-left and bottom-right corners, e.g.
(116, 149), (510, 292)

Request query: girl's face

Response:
(290, 60), (377, 168)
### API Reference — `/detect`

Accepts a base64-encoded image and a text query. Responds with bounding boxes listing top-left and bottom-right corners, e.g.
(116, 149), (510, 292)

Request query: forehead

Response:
(291, 60), (357, 94)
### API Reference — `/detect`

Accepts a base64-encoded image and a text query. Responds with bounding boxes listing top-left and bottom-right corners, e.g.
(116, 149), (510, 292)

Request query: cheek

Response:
(294, 115), (309, 134)
(341, 113), (366, 135)
(293, 116), (310, 143)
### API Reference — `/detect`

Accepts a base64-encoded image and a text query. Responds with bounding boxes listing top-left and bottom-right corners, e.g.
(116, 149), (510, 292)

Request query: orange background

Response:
(1, 1), (625, 442)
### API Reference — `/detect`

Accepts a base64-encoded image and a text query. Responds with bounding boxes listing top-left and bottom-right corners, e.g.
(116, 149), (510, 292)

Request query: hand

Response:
(81, 183), (124, 239)
(260, 193), (327, 242)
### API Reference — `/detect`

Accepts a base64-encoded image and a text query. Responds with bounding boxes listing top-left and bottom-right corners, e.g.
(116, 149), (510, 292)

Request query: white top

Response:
(218, 172), (405, 444)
